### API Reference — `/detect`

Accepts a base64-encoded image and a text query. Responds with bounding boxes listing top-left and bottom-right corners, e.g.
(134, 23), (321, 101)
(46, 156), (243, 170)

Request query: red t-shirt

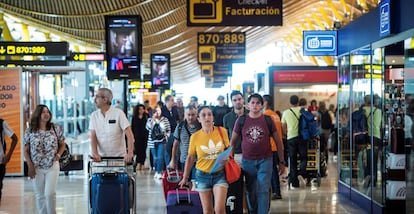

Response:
(234, 114), (273, 160)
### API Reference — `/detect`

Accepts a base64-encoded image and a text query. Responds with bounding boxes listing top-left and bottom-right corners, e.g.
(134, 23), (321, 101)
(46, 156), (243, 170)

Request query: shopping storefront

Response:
(336, 0), (414, 212)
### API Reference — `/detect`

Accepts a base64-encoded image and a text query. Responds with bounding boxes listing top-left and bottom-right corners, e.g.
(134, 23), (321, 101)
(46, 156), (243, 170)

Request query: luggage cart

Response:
(89, 157), (136, 214)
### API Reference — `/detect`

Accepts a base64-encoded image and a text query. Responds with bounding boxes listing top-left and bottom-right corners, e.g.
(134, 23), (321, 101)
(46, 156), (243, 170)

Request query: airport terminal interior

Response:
(0, 134), (367, 214)
(2, 0), (414, 213)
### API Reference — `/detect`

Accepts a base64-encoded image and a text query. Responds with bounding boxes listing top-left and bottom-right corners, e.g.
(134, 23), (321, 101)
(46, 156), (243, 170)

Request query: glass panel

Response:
(405, 37), (414, 213)
(338, 54), (351, 185)
(371, 47), (385, 205)
(350, 46), (372, 197)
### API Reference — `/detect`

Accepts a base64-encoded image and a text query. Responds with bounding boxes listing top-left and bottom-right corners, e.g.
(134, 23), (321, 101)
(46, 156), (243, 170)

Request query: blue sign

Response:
(303, 31), (337, 56)
(379, 0), (390, 37)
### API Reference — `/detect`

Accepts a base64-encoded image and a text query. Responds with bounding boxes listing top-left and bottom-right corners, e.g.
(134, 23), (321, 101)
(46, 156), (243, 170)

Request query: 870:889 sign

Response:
(197, 32), (246, 64)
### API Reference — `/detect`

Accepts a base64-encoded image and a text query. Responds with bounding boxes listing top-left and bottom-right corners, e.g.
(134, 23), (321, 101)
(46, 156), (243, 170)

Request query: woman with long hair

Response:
(146, 105), (170, 179)
(131, 104), (149, 170)
(179, 106), (229, 214)
(23, 105), (66, 214)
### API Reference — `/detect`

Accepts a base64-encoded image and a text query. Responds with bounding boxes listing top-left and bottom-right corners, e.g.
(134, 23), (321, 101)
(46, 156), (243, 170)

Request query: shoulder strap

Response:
(289, 108), (299, 120)
(237, 115), (246, 135)
(177, 121), (192, 141)
(217, 126), (226, 148)
(264, 115), (273, 135)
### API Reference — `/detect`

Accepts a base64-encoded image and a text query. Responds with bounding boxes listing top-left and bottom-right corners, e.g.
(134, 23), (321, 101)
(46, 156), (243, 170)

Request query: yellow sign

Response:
(197, 32), (246, 64)
(187, 0), (282, 26)
(201, 65), (213, 76)
(198, 46), (216, 64)
(188, 0), (223, 24)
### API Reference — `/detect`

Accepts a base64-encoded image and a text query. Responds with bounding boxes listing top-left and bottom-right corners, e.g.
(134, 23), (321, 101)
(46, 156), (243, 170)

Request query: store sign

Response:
(379, 0), (391, 37)
(303, 31), (337, 56)
(187, 0), (282, 26)
(273, 70), (337, 83)
(0, 42), (68, 56)
(198, 32), (245, 64)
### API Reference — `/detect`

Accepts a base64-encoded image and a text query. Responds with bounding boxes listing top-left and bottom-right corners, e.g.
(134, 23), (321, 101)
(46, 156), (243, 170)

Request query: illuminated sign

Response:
(303, 31), (337, 56)
(69, 53), (105, 61)
(0, 42), (68, 56)
(105, 15), (142, 80)
(379, 0), (391, 37)
(198, 32), (245, 64)
(187, 0), (282, 26)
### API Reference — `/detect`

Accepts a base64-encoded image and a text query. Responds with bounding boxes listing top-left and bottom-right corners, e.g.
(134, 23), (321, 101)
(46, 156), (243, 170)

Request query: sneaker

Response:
(271, 194), (282, 200)
(298, 175), (306, 188)
(289, 183), (299, 190)
(333, 155), (337, 162)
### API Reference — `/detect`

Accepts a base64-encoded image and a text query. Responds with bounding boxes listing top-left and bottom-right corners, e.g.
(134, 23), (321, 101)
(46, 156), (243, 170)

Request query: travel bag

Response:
(162, 169), (183, 201)
(166, 187), (202, 214)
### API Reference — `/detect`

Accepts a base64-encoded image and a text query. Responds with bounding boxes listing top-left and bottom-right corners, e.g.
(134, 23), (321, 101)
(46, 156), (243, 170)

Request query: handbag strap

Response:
(216, 126), (226, 148)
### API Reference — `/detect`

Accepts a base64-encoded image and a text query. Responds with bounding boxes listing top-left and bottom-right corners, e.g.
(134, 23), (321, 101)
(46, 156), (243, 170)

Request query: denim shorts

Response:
(194, 169), (228, 192)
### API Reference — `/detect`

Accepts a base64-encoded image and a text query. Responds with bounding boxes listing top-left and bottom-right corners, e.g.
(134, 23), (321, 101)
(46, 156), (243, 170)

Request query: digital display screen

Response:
(150, 53), (170, 89)
(105, 15), (142, 80)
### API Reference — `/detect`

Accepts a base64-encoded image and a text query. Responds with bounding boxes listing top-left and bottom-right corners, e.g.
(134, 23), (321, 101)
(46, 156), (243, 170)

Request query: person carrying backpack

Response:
(230, 94), (286, 214)
(0, 118), (18, 205)
(146, 105), (171, 179)
(281, 95), (309, 189)
(168, 105), (201, 186)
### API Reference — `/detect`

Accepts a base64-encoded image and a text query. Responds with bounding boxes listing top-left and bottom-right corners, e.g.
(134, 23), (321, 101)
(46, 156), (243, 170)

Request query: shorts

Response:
(194, 169), (228, 192)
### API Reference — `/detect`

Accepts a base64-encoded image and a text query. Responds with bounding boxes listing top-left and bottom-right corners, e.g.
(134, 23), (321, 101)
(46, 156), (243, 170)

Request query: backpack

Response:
(321, 110), (332, 130)
(290, 108), (320, 141)
(151, 122), (165, 141)
(352, 107), (376, 143)
(176, 120), (200, 141)
(237, 115), (273, 136)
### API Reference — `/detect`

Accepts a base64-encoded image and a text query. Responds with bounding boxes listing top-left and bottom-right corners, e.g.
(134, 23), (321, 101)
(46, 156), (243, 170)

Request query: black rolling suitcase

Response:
(226, 171), (244, 213)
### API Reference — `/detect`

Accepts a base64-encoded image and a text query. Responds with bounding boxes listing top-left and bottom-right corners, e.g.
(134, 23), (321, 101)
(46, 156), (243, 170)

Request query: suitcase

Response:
(89, 157), (135, 214)
(90, 172), (129, 214)
(226, 170), (244, 214)
(166, 187), (202, 214)
(162, 169), (183, 201)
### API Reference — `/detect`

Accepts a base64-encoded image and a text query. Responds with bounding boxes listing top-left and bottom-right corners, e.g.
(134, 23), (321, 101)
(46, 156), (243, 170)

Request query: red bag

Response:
(224, 157), (241, 184)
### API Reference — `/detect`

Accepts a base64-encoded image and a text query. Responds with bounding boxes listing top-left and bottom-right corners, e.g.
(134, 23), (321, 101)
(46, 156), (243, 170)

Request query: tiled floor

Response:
(0, 138), (368, 213)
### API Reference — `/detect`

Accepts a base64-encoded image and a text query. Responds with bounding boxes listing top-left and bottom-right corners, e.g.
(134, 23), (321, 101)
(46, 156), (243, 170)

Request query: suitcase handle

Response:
(175, 185), (192, 205)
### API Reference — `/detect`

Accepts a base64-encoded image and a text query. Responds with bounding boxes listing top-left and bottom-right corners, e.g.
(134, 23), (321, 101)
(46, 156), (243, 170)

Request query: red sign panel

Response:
(273, 70), (337, 83)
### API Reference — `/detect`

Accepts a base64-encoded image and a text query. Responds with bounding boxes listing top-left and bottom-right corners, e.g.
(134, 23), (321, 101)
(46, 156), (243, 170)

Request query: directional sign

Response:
(187, 0), (283, 26)
(379, 0), (391, 37)
(303, 31), (337, 56)
(198, 32), (245, 64)
(69, 52), (105, 61)
(0, 42), (68, 56)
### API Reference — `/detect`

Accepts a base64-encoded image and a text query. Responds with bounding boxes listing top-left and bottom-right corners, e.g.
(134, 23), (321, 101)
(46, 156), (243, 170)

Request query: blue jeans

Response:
(151, 142), (165, 174)
(164, 135), (174, 168)
(271, 152), (281, 195)
(242, 157), (272, 214)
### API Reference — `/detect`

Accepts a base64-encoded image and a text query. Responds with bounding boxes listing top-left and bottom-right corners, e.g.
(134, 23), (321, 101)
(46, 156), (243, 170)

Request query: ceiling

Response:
(0, 0), (379, 85)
